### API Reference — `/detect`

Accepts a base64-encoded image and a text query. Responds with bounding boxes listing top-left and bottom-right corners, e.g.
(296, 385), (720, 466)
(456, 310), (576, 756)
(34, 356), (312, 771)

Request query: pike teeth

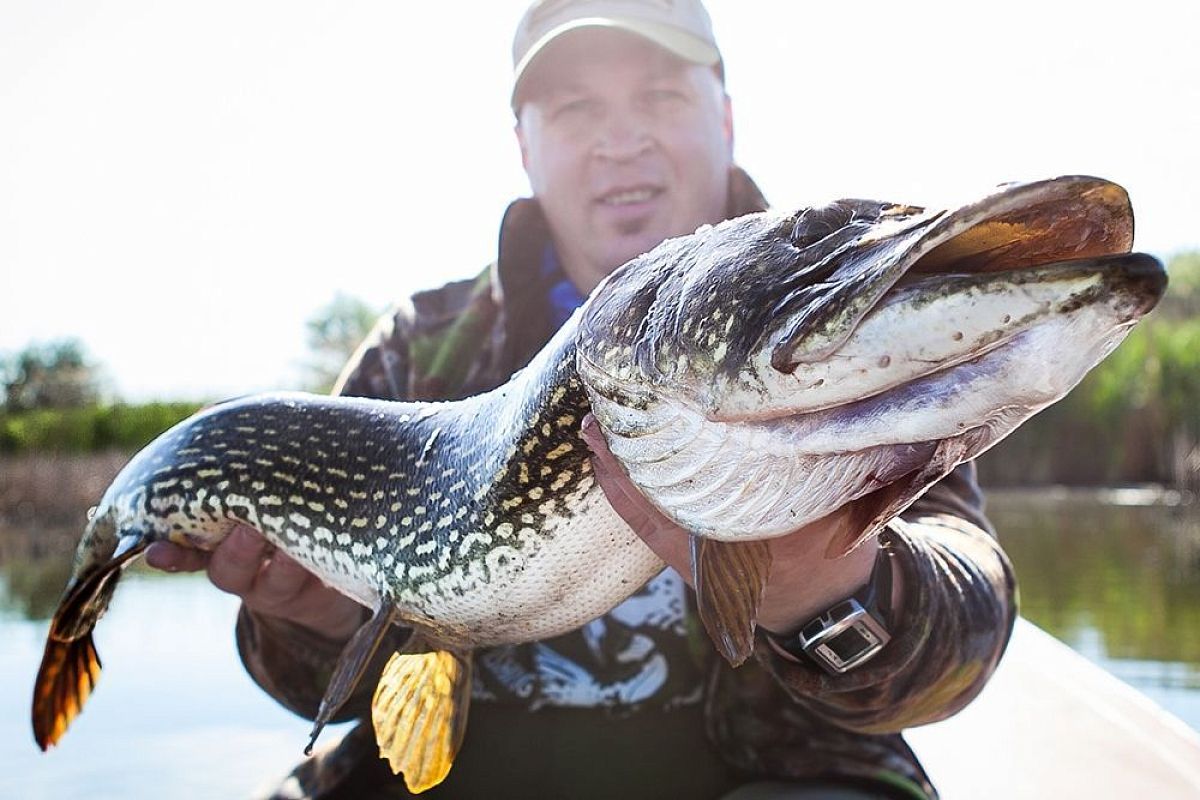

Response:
(601, 188), (657, 206)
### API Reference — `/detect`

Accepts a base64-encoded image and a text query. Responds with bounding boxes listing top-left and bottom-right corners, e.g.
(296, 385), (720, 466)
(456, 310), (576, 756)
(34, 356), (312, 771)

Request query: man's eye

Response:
(554, 99), (593, 118)
(647, 89), (686, 104)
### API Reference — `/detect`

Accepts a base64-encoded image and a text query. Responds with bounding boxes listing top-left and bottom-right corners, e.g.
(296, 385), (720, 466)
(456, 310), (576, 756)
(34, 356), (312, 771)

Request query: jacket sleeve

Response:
(234, 305), (416, 722)
(753, 460), (1018, 734)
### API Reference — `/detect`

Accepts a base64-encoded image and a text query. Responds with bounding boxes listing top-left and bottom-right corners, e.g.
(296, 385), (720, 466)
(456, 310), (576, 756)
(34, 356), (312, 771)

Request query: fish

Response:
(30, 175), (1165, 793)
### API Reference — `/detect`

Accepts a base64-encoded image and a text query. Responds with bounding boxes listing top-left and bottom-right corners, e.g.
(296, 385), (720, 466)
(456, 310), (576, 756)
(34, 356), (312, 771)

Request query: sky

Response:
(2, 0), (1198, 401)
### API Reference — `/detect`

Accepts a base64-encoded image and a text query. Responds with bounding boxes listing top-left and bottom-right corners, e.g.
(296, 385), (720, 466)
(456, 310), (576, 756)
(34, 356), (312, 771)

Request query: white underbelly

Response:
(400, 486), (663, 647)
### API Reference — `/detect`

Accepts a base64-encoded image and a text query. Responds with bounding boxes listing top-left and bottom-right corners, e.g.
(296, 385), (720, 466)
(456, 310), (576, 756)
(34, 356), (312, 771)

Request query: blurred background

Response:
(2, 1), (1198, 797)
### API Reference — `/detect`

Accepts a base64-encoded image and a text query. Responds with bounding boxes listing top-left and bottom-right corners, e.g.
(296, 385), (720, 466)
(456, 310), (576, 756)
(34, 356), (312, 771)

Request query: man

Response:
(148, 2), (1016, 797)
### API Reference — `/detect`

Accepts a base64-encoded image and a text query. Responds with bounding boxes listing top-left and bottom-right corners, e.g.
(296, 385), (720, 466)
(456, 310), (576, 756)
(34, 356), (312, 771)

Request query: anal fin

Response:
(306, 602), (397, 755)
(691, 536), (772, 667)
(373, 649), (472, 794)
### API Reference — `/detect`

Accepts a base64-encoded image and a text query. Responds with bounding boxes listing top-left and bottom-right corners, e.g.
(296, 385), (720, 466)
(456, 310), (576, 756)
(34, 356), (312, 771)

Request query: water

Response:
(1, 490), (1197, 797)
(985, 488), (1200, 732)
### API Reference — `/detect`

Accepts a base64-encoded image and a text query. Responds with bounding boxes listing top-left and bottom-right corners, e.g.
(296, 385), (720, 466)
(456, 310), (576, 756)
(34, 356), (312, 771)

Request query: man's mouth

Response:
(598, 186), (663, 206)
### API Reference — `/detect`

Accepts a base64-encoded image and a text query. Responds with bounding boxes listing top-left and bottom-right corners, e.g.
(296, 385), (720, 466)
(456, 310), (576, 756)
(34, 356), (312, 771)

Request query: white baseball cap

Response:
(511, 0), (723, 109)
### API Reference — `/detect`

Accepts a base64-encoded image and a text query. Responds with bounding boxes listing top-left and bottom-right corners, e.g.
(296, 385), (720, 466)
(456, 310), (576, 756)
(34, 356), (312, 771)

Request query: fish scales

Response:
(88, 325), (659, 646)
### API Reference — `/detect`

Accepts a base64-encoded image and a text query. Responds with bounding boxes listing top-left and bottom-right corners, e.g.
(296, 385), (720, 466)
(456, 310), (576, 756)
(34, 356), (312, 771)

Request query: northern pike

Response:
(31, 176), (1165, 792)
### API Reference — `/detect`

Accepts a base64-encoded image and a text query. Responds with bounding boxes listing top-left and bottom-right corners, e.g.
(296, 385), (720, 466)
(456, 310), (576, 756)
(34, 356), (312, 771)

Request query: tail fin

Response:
(32, 634), (102, 749)
(31, 539), (144, 749)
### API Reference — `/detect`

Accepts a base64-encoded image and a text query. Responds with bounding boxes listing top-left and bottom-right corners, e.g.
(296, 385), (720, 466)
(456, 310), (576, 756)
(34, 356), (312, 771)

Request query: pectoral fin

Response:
(372, 649), (472, 794)
(306, 602), (397, 755)
(825, 430), (987, 558)
(691, 536), (773, 668)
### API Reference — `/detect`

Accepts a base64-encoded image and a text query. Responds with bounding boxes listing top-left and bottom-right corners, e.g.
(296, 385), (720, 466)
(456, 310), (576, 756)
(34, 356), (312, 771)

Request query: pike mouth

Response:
(844, 180), (1155, 385)
(908, 179), (1134, 277)
(744, 177), (1164, 423)
(779, 177), (1138, 369)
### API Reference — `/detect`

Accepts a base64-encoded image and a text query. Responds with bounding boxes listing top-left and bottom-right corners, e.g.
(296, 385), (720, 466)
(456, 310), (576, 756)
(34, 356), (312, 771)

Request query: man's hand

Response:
(145, 526), (366, 642)
(581, 414), (891, 635)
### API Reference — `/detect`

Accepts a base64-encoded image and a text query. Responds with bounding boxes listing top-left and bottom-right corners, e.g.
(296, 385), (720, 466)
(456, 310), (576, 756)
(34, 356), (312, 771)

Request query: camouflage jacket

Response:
(238, 168), (1018, 800)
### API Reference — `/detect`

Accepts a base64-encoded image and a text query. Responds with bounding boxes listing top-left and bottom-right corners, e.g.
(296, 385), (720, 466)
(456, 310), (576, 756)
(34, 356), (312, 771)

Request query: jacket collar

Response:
(491, 166), (770, 368)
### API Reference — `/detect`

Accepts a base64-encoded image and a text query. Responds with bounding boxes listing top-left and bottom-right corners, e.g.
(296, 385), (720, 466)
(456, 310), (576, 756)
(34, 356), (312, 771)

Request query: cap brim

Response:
(511, 17), (721, 109)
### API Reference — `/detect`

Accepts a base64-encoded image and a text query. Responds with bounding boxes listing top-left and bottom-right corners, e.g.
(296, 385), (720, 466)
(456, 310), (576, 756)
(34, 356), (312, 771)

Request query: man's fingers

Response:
(145, 540), (210, 573)
(251, 549), (318, 612)
(206, 524), (272, 597)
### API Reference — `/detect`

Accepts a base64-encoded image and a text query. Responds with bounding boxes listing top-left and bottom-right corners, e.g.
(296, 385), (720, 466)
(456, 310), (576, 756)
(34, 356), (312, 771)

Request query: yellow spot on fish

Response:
(546, 443), (574, 460)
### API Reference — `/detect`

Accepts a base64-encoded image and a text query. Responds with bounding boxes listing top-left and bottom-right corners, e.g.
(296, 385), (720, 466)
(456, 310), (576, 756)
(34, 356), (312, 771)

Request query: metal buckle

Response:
(798, 598), (892, 674)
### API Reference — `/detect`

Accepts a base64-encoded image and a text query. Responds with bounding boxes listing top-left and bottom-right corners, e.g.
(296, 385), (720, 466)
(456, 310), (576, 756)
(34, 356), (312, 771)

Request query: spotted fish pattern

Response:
(90, 323), (661, 648)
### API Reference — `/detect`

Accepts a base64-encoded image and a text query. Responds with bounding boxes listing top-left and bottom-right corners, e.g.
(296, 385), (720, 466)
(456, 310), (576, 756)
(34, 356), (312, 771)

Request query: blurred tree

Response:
(0, 339), (102, 411)
(1159, 250), (1200, 319)
(305, 293), (381, 392)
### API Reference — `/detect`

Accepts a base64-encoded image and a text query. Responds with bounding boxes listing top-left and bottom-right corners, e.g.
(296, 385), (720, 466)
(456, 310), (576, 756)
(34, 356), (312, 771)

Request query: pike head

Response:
(577, 176), (1166, 548)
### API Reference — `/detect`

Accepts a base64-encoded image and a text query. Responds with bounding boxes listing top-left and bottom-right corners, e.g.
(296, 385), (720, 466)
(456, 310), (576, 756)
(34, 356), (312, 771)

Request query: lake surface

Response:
(1, 488), (1197, 798)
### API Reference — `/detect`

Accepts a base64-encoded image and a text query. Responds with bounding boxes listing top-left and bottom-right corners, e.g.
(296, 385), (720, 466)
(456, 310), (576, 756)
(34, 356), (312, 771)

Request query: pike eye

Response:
(790, 202), (857, 249)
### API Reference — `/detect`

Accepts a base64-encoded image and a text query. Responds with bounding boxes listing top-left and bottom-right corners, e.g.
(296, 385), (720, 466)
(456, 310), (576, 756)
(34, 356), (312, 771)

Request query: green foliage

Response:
(0, 402), (201, 454)
(305, 293), (382, 393)
(1, 339), (102, 411)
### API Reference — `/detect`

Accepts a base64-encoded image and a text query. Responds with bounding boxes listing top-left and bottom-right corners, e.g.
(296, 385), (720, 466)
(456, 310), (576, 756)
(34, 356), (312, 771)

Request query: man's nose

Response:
(593, 112), (653, 162)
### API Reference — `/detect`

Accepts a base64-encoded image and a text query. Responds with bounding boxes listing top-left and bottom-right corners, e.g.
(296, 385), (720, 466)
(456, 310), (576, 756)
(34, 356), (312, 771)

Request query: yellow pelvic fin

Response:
(372, 649), (472, 794)
(692, 535), (773, 667)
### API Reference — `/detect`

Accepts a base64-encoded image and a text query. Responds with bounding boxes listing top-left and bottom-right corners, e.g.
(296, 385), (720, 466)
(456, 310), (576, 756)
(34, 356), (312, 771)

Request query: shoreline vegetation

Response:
(2, 251), (1197, 517)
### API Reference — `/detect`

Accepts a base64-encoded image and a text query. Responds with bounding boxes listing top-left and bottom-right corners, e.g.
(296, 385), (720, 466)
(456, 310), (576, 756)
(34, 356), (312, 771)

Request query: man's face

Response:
(516, 29), (734, 293)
